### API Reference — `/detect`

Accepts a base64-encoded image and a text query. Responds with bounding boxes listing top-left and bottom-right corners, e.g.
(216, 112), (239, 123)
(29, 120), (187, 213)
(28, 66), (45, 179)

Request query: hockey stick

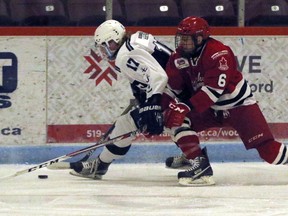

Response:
(48, 101), (136, 170)
(0, 130), (138, 180)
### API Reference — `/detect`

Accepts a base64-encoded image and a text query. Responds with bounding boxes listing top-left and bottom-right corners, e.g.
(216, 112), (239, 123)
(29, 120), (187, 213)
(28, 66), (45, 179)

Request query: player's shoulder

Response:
(115, 35), (152, 71)
(131, 31), (155, 43)
(129, 31), (156, 53)
(205, 38), (234, 60)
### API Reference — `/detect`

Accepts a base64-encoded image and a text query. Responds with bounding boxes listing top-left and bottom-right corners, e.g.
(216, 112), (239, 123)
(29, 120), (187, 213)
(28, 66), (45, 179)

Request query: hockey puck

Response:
(38, 175), (48, 179)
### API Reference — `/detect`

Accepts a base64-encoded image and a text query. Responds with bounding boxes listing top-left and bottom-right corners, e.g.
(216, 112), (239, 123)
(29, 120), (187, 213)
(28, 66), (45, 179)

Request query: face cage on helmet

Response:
(95, 42), (117, 61)
(175, 34), (195, 55)
(175, 33), (205, 57)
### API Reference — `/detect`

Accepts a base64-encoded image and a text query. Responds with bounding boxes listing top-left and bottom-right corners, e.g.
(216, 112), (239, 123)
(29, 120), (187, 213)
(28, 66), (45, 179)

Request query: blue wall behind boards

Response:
(0, 143), (263, 164)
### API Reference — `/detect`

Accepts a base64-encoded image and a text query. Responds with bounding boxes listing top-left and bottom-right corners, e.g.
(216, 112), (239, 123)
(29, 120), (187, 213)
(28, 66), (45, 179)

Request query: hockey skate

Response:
(70, 157), (111, 180)
(178, 147), (215, 186)
(165, 153), (191, 169)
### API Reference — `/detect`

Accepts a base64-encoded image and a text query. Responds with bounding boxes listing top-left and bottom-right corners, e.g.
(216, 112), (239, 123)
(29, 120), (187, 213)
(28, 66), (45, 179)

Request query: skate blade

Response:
(69, 170), (103, 180)
(178, 176), (215, 187)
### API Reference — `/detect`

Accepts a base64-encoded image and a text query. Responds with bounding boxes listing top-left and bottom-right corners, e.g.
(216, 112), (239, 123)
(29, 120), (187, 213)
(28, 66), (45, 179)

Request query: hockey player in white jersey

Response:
(70, 20), (173, 179)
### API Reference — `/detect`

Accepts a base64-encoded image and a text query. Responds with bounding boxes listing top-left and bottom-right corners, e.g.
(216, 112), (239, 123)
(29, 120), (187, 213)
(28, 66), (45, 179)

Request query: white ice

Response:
(0, 163), (287, 216)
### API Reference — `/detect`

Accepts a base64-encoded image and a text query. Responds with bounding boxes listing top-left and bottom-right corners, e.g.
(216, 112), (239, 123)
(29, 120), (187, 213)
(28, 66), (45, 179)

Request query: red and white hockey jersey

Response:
(166, 37), (256, 113)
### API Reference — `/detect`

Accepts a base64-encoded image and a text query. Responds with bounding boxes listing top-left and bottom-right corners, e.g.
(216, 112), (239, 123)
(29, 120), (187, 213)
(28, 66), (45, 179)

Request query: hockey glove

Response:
(164, 100), (191, 128)
(132, 94), (164, 135)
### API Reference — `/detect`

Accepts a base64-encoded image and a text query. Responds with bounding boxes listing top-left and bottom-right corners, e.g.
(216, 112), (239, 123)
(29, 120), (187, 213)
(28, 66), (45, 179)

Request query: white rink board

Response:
(0, 35), (287, 145)
(222, 36), (288, 122)
(48, 36), (288, 125)
(47, 36), (132, 125)
(0, 37), (46, 145)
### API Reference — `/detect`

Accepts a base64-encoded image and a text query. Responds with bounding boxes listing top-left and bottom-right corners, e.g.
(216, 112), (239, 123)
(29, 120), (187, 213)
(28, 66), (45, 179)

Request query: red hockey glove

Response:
(164, 100), (191, 128)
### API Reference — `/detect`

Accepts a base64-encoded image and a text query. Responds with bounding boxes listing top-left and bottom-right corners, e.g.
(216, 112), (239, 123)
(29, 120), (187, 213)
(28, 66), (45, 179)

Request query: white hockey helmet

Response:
(94, 20), (126, 60)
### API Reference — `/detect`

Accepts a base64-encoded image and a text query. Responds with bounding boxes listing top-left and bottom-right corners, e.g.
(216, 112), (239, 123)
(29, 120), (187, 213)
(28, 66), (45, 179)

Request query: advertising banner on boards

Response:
(47, 36), (288, 143)
(0, 37), (46, 145)
(0, 33), (286, 145)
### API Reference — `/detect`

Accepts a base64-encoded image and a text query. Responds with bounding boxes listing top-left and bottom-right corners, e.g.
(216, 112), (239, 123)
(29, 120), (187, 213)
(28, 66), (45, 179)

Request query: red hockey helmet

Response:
(175, 16), (210, 57)
(177, 16), (210, 39)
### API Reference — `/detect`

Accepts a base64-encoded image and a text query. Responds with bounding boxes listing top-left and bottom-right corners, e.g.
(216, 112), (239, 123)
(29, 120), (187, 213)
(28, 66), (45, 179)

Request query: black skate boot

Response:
(165, 153), (191, 169)
(178, 147), (215, 186)
(70, 156), (111, 180)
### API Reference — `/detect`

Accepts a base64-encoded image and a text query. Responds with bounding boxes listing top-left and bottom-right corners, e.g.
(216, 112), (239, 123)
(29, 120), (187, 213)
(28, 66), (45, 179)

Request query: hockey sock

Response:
(99, 144), (131, 163)
(173, 128), (201, 159)
(256, 140), (288, 164)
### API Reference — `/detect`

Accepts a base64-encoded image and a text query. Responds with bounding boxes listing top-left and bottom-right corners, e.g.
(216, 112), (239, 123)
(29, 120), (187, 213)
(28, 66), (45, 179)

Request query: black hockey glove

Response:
(131, 94), (164, 135)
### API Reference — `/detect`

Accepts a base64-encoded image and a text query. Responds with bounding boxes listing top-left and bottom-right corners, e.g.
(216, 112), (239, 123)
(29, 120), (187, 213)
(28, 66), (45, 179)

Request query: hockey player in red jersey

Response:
(163, 16), (288, 186)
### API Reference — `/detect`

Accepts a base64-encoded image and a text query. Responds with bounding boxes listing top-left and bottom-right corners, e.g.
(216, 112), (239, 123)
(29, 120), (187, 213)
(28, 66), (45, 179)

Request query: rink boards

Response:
(0, 27), (287, 145)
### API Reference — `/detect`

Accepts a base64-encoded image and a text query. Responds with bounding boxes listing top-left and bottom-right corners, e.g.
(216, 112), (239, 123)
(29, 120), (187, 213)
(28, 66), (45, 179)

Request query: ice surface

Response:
(0, 163), (287, 216)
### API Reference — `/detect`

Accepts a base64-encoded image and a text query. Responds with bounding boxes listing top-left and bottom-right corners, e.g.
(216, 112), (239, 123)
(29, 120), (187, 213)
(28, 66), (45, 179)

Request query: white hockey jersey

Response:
(115, 31), (172, 102)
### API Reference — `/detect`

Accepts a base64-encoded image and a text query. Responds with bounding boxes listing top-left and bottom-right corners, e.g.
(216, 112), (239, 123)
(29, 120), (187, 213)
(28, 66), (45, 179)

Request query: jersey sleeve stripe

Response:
(215, 80), (249, 106)
(201, 86), (220, 102)
(211, 79), (254, 110)
(125, 38), (133, 51)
